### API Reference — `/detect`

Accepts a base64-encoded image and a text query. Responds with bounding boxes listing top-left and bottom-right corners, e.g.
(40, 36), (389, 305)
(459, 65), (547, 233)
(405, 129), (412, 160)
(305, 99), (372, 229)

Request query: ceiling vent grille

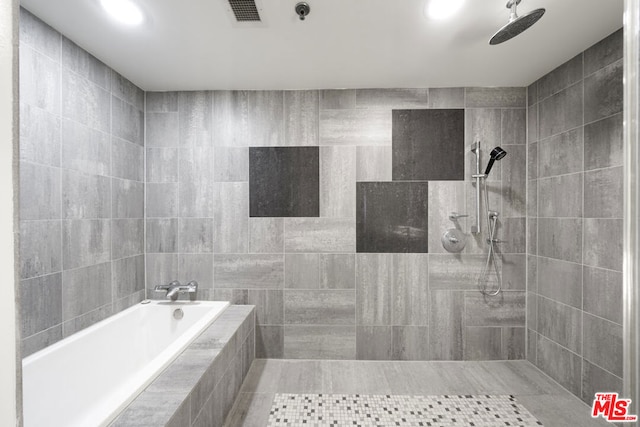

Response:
(228, 0), (261, 22)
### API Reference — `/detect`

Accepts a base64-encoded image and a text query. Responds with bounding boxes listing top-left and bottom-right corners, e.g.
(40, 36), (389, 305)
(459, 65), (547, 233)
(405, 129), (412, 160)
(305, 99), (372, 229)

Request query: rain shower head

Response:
(484, 146), (507, 176)
(490, 0), (545, 45)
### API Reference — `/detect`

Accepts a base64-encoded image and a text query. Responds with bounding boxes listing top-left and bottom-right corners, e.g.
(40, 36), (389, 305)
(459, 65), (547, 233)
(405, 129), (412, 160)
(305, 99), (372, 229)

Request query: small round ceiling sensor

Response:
(295, 2), (310, 20)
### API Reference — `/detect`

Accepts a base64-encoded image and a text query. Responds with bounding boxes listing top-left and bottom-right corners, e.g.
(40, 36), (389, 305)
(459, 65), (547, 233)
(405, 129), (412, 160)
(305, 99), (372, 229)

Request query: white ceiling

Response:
(20, 0), (624, 91)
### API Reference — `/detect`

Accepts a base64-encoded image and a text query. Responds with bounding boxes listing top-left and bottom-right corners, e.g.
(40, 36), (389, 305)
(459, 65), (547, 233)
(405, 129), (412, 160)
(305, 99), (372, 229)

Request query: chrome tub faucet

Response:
(154, 280), (198, 301)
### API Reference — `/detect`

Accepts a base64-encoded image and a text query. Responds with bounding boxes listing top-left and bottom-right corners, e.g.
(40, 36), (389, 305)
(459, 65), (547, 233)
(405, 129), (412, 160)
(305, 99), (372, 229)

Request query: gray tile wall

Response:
(146, 87), (527, 360)
(19, 9), (145, 356)
(526, 28), (624, 403)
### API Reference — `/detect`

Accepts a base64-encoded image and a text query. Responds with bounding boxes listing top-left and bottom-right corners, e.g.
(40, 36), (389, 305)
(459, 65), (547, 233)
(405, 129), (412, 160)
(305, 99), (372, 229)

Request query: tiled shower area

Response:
(17, 5), (626, 427)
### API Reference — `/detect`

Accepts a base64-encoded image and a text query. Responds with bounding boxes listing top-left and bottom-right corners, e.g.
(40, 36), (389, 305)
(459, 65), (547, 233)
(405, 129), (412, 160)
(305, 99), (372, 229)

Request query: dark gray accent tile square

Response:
(357, 182), (428, 253)
(392, 109), (464, 181)
(249, 147), (319, 217)
(584, 60), (623, 124)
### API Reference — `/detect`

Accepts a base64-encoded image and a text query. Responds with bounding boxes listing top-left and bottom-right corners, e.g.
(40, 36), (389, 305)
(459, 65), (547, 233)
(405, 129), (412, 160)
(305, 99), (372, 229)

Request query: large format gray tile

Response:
(426, 181), (465, 254)
(320, 109), (391, 146)
(527, 104), (538, 144)
(284, 325), (356, 359)
(20, 46), (60, 114)
(111, 138), (143, 182)
(145, 219), (178, 253)
(319, 89), (356, 109)
(356, 326), (392, 360)
(319, 254), (355, 289)
(465, 292), (526, 327)
(284, 90), (319, 146)
(584, 166), (623, 219)
(62, 169), (110, 219)
(429, 291), (464, 360)
(284, 254), (319, 289)
(392, 326), (429, 360)
(538, 173), (583, 218)
(62, 262), (111, 320)
(537, 257), (582, 309)
(179, 218), (214, 253)
(20, 104), (61, 167)
(583, 218), (623, 271)
(179, 254), (214, 291)
(391, 254), (428, 326)
(111, 72), (144, 110)
(581, 360), (623, 405)
(256, 325), (284, 358)
(248, 91), (284, 146)
(538, 82), (583, 140)
(583, 266), (622, 324)
(356, 253), (392, 326)
(111, 95), (144, 146)
(584, 113), (623, 170)
(537, 296), (582, 354)
(583, 313), (622, 377)
(20, 220), (62, 279)
(112, 219), (144, 259)
(537, 54), (583, 100)
(284, 218), (355, 253)
(19, 8), (61, 60)
(20, 162), (60, 221)
(463, 327), (502, 360)
(146, 92), (178, 113)
(355, 146), (392, 182)
(537, 218), (582, 263)
(212, 90), (250, 147)
(146, 148), (178, 183)
(112, 255), (145, 299)
(112, 179), (144, 219)
(20, 273), (62, 338)
(538, 128), (583, 178)
(584, 28), (623, 76)
(355, 88), (429, 109)
(179, 91), (213, 147)
(464, 87), (526, 108)
(392, 109), (464, 181)
(62, 219), (110, 270)
(249, 218), (283, 254)
(535, 334), (582, 396)
(320, 146), (356, 217)
(145, 254), (178, 296)
(357, 182), (429, 253)
(214, 147), (248, 182)
(247, 289), (284, 325)
(214, 182), (249, 253)
(429, 87), (465, 108)
(584, 60), (623, 124)
(249, 147), (319, 217)
(284, 290), (355, 325)
(146, 183), (178, 218)
(179, 147), (214, 217)
(146, 112), (179, 147)
(61, 70), (110, 132)
(214, 254), (284, 289)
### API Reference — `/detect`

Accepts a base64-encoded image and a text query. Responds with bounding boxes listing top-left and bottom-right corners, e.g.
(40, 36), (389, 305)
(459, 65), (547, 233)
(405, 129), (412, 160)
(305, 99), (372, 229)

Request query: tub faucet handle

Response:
(186, 281), (198, 292)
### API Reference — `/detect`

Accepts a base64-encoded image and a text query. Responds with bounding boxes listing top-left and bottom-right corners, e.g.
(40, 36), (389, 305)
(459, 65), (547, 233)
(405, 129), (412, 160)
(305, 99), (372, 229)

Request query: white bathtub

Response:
(22, 300), (229, 427)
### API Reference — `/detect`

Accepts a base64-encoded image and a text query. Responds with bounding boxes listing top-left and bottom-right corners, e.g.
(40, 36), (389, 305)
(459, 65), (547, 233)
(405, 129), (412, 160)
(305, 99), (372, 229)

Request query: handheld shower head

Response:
(484, 146), (507, 176)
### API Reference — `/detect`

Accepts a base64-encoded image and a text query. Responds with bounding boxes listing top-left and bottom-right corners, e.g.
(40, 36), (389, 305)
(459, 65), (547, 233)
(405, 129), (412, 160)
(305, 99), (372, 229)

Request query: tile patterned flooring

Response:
(224, 360), (611, 427)
(267, 393), (542, 426)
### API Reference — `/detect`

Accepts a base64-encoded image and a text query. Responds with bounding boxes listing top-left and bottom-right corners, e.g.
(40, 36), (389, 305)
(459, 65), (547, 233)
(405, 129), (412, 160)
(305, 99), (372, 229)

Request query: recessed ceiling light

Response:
(100, 0), (144, 26)
(425, 0), (465, 20)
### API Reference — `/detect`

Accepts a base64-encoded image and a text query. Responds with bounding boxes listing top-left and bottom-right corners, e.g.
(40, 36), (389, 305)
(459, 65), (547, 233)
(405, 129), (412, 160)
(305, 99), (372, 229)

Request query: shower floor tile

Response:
(266, 393), (542, 427)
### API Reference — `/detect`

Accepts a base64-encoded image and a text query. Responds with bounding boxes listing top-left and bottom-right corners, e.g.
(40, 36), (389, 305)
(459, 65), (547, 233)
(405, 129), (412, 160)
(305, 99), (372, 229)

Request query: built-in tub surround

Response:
(527, 28), (624, 404)
(18, 8), (145, 356)
(146, 87), (528, 360)
(23, 301), (229, 427)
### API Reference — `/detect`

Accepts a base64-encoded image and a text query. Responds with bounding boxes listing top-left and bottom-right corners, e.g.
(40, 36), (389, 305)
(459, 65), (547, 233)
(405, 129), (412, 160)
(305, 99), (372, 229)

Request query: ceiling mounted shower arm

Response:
(506, 0), (522, 21)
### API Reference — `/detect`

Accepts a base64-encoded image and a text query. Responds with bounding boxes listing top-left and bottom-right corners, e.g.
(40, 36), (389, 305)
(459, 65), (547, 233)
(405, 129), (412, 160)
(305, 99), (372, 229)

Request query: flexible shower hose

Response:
(479, 178), (502, 296)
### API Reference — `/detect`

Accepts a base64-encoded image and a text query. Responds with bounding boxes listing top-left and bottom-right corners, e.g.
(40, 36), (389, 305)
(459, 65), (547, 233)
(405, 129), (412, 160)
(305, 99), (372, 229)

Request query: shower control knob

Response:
(442, 229), (466, 253)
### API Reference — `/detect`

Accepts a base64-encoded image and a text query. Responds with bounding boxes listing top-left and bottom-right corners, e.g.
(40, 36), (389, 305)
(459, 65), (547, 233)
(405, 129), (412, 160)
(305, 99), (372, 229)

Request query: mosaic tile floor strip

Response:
(267, 394), (544, 427)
